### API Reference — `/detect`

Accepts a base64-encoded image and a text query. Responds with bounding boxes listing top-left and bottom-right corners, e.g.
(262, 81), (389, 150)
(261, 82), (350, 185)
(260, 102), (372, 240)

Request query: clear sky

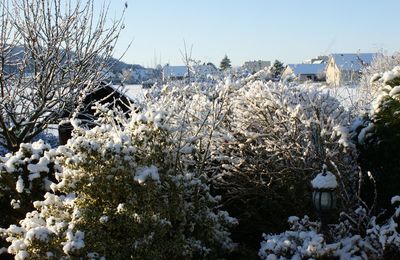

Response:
(104, 0), (400, 67)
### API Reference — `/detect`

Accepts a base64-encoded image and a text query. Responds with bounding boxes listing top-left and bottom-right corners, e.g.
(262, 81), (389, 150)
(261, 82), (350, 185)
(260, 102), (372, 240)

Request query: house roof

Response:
(163, 65), (187, 78)
(330, 53), (377, 71)
(287, 63), (326, 75)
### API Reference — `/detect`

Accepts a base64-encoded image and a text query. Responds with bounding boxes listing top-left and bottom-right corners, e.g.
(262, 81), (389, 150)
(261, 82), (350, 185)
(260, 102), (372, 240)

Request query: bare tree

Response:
(179, 39), (193, 83)
(0, 0), (126, 151)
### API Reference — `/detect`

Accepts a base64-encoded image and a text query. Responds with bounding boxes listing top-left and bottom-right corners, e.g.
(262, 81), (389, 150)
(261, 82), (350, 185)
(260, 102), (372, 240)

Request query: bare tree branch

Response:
(0, 0), (126, 151)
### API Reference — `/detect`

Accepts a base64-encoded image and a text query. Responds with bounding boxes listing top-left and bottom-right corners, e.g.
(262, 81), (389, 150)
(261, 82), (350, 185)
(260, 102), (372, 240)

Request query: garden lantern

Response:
(311, 165), (337, 238)
(312, 186), (336, 213)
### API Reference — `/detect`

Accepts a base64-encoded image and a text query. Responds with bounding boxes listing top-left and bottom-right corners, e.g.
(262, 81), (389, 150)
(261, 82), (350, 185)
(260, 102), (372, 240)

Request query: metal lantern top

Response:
(311, 165), (338, 190)
(311, 165), (338, 213)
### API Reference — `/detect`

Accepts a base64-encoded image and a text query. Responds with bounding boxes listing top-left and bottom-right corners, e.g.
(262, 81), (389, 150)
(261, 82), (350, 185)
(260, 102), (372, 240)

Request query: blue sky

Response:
(105, 0), (400, 67)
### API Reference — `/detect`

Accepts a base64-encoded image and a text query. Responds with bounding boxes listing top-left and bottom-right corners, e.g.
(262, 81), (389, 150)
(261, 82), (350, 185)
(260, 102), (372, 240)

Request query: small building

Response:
(162, 64), (219, 82)
(281, 63), (326, 82)
(326, 53), (377, 86)
(162, 65), (188, 81)
(303, 55), (329, 64)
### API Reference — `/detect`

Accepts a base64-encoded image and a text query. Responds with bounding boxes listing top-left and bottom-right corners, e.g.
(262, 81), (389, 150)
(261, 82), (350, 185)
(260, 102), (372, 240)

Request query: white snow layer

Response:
(311, 170), (338, 189)
(134, 165), (160, 184)
(16, 176), (25, 193)
(389, 85), (400, 97)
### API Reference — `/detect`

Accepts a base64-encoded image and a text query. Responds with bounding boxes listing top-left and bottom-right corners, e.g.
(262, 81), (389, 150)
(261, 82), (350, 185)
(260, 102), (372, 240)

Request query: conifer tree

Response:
(220, 55), (232, 70)
(271, 60), (285, 79)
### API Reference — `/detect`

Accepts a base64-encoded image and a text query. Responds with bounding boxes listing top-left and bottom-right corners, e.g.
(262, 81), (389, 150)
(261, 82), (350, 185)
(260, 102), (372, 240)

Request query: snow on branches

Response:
(259, 196), (400, 259)
(0, 104), (237, 259)
(0, 140), (60, 222)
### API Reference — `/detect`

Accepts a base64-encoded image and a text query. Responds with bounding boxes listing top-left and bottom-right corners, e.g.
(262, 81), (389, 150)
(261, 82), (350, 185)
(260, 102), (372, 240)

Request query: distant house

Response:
(303, 55), (329, 64)
(162, 64), (218, 82)
(162, 65), (188, 81)
(326, 53), (377, 86)
(281, 63), (326, 82)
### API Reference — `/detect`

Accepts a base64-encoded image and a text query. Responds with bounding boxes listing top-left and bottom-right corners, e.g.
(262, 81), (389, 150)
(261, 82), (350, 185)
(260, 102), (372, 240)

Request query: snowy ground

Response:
(320, 84), (367, 109)
(112, 84), (146, 102)
(296, 83), (368, 110)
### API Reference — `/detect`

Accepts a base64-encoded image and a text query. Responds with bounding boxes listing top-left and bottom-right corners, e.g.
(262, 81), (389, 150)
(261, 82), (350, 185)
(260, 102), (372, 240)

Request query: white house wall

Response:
(281, 66), (294, 79)
(326, 59), (340, 86)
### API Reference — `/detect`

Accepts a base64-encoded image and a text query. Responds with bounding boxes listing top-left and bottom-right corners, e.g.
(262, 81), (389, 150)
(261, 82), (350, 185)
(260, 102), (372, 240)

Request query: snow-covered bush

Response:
(216, 81), (355, 177)
(0, 131), (59, 157)
(259, 196), (400, 259)
(143, 77), (358, 257)
(0, 140), (60, 254)
(0, 140), (60, 227)
(0, 105), (237, 259)
(360, 52), (400, 100)
(147, 78), (357, 198)
(208, 81), (358, 254)
(352, 66), (400, 213)
(32, 131), (59, 149)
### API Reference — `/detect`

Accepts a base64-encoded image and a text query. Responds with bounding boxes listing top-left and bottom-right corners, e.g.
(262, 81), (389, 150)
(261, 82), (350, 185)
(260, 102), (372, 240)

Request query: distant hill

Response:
(107, 58), (144, 73)
(2, 45), (156, 84)
(106, 58), (159, 84)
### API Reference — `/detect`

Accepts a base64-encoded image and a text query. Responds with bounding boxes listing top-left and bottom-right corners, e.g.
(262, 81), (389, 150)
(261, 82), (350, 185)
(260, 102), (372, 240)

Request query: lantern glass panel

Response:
(312, 190), (336, 213)
(320, 192), (331, 210)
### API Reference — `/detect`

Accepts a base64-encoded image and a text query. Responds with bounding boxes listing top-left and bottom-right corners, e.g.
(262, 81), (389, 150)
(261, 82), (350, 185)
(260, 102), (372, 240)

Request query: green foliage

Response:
(271, 60), (285, 78)
(220, 55), (232, 70)
(353, 67), (400, 213)
(1, 107), (236, 259)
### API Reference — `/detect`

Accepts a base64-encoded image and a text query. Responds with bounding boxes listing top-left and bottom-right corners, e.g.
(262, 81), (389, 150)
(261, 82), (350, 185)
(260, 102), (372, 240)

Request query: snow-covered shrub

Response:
(0, 131), (58, 157)
(0, 105), (237, 259)
(148, 79), (357, 197)
(143, 77), (358, 257)
(0, 140), (60, 226)
(218, 81), (355, 175)
(360, 52), (400, 100)
(32, 131), (59, 148)
(259, 196), (400, 259)
(352, 66), (400, 213)
(207, 81), (358, 255)
(0, 140), (60, 254)
(144, 78), (234, 177)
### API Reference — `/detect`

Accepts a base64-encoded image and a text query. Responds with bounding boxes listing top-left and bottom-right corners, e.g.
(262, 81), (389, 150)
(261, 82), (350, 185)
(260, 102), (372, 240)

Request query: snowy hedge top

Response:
(369, 66), (400, 116)
(311, 165), (337, 189)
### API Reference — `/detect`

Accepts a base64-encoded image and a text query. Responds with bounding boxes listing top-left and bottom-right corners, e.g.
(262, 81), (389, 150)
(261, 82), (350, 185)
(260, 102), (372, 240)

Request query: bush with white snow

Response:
(0, 105), (237, 259)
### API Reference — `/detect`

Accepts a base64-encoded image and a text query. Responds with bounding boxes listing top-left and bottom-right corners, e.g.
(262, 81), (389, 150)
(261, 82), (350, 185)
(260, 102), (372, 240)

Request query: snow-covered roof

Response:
(287, 64), (326, 75)
(330, 53), (377, 71)
(162, 65), (187, 78)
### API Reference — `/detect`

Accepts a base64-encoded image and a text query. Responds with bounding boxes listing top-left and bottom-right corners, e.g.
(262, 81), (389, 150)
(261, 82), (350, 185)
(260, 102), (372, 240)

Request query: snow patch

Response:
(16, 176), (25, 193)
(389, 85), (400, 97)
(134, 165), (159, 185)
(99, 216), (109, 224)
(62, 230), (85, 254)
(391, 196), (400, 205)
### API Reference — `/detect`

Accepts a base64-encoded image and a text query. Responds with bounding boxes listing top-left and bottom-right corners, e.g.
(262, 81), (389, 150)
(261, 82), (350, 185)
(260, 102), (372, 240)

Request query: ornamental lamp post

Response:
(311, 165), (337, 240)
